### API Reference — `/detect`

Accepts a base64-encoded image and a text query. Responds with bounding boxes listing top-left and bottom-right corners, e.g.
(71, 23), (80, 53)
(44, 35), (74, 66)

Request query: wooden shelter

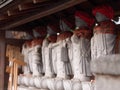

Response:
(0, 0), (119, 90)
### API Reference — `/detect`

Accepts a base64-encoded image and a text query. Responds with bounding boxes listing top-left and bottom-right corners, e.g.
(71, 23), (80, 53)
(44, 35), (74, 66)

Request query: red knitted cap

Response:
(75, 11), (95, 27)
(92, 5), (114, 19)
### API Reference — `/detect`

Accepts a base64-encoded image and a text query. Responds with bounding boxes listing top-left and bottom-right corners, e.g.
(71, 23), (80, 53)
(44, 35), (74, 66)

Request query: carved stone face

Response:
(95, 12), (109, 22)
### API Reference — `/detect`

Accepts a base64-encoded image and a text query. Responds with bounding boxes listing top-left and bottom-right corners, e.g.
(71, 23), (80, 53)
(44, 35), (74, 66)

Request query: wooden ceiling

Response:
(0, 0), (119, 31)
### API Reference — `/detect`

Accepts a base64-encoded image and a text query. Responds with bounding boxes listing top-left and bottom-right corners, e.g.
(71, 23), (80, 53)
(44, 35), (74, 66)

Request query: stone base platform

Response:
(91, 54), (120, 90)
(17, 86), (49, 90)
(82, 82), (94, 90)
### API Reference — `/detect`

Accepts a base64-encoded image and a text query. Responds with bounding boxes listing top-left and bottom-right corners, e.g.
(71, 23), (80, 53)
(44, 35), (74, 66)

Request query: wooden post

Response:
(0, 31), (5, 90)
(8, 50), (14, 90)
(13, 62), (18, 90)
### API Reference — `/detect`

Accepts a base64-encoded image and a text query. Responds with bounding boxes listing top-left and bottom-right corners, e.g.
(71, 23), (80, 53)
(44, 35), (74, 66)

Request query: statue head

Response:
(60, 18), (74, 32)
(47, 24), (60, 42)
(75, 16), (87, 27)
(92, 5), (114, 22)
(75, 11), (95, 28)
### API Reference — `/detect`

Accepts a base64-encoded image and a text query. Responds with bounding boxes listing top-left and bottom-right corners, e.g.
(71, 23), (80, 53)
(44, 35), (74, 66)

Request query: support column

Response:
(91, 55), (120, 90)
(0, 31), (5, 90)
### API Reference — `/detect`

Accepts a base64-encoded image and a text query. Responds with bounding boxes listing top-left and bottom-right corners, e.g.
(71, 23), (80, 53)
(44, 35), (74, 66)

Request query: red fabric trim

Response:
(94, 21), (116, 34)
(31, 38), (44, 46)
(57, 31), (73, 41)
(48, 35), (57, 42)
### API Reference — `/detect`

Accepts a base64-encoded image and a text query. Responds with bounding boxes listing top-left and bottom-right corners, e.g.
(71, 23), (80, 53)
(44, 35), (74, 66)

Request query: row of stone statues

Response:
(18, 5), (117, 90)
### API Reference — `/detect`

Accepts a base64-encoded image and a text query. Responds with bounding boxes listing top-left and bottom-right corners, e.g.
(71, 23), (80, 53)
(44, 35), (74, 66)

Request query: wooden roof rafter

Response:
(2, 0), (58, 19)
(0, 0), (119, 31)
(33, 0), (48, 4)
(0, 14), (8, 21)
(0, 0), (87, 30)
(18, 0), (50, 11)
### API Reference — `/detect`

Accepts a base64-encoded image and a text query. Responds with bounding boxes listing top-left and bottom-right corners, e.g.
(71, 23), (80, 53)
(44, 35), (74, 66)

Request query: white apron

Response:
(91, 33), (116, 60)
(71, 34), (92, 80)
(21, 44), (30, 75)
(32, 44), (43, 76)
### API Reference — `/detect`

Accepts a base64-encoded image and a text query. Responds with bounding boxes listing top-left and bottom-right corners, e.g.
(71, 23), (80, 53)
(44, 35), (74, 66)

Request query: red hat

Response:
(92, 5), (114, 19)
(75, 11), (95, 27)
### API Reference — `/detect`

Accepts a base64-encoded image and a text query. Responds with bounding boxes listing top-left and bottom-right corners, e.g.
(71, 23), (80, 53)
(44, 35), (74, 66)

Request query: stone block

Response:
(95, 75), (120, 90)
(91, 54), (120, 75)
(91, 54), (120, 90)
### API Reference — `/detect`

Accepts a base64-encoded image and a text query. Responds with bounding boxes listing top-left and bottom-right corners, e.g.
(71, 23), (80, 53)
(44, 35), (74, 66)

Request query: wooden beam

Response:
(0, 31), (5, 90)
(6, 1), (52, 17)
(18, 1), (50, 11)
(8, 27), (33, 31)
(33, 0), (48, 4)
(1, 0), (86, 30)
(0, 14), (8, 21)
(6, 7), (40, 17)
(6, 38), (25, 47)
(7, 9), (19, 16)
(0, 0), (35, 13)
(0, 0), (21, 13)
(18, 3), (35, 11)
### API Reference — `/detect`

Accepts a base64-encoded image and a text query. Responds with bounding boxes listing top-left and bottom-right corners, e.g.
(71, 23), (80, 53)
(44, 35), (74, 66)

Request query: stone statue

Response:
(91, 5), (117, 60)
(21, 41), (31, 75)
(51, 18), (73, 90)
(41, 26), (59, 90)
(18, 40), (31, 86)
(63, 11), (95, 90)
(27, 27), (46, 87)
(34, 24), (60, 90)
(18, 32), (34, 86)
(31, 38), (43, 76)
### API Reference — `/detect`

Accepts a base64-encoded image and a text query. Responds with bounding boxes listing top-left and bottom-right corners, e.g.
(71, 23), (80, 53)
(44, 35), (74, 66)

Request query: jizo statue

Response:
(63, 11), (95, 90)
(91, 5), (117, 60)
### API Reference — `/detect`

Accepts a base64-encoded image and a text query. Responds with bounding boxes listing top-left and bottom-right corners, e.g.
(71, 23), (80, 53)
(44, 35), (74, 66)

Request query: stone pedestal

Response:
(82, 82), (94, 90)
(17, 86), (48, 90)
(91, 55), (120, 90)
